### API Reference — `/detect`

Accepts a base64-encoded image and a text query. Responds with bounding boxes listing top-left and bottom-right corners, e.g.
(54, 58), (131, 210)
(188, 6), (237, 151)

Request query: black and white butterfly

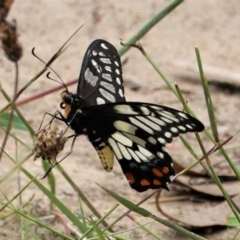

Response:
(59, 39), (204, 192)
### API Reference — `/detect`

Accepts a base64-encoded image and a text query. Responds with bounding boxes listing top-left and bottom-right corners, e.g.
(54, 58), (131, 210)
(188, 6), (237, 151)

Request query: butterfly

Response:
(58, 39), (204, 192)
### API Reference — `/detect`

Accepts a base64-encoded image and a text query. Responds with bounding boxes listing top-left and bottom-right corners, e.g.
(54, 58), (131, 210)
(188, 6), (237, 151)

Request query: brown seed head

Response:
(33, 126), (68, 162)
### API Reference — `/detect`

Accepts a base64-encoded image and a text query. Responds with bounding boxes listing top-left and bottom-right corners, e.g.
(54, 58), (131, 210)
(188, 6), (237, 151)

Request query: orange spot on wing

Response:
(153, 179), (161, 186)
(140, 179), (150, 186)
(152, 168), (163, 177)
(125, 172), (135, 183)
(162, 166), (169, 174)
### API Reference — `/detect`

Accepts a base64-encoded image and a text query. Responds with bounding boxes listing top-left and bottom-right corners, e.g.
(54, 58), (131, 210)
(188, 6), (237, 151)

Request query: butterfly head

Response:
(60, 90), (80, 119)
(61, 90), (73, 105)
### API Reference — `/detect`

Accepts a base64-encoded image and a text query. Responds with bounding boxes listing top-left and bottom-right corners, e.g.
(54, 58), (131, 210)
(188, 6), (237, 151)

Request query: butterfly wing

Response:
(77, 39), (125, 107)
(65, 39), (204, 191)
(85, 102), (204, 192)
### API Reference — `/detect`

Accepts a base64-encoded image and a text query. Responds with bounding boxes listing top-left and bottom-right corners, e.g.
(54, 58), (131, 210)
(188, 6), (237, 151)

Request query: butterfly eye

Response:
(63, 93), (73, 104)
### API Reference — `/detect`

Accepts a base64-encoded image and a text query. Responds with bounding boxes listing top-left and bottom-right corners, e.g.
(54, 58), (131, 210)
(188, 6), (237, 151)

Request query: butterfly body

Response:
(59, 39), (204, 192)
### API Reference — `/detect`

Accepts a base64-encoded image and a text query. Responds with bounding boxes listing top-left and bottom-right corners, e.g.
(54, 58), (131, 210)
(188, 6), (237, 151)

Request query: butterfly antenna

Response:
(46, 72), (68, 91)
(32, 46), (68, 91)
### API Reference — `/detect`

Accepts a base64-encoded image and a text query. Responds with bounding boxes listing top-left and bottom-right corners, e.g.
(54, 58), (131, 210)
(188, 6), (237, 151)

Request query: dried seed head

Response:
(0, 0), (14, 20)
(33, 126), (68, 162)
(0, 19), (22, 62)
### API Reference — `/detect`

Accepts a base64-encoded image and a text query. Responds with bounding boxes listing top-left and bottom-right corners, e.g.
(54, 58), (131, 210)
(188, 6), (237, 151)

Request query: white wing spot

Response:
(96, 97), (106, 105)
(114, 121), (137, 134)
(91, 59), (97, 66)
(136, 116), (161, 131)
(100, 58), (111, 64)
(99, 88), (116, 102)
(138, 145), (153, 158)
(118, 89), (124, 97)
(148, 136), (157, 144)
(92, 50), (97, 56)
(158, 137), (166, 145)
(105, 66), (112, 72)
(99, 52), (106, 56)
(159, 111), (180, 122)
(108, 138), (122, 159)
(118, 143), (131, 160)
(178, 125), (186, 131)
(101, 43), (108, 49)
(170, 127), (178, 133)
(129, 117), (154, 134)
(114, 105), (138, 114)
(128, 149), (141, 163)
(157, 151), (164, 159)
(102, 73), (112, 82)
(112, 132), (133, 147)
(147, 116), (166, 126)
(84, 68), (98, 86)
(162, 111), (175, 117)
(91, 59), (101, 73)
(135, 151), (148, 161)
(164, 132), (172, 138)
(123, 132), (146, 147)
(140, 106), (150, 115)
(98, 142), (105, 148)
(161, 117), (173, 124)
(186, 124), (193, 129)
(178, 112), (188, 119)
(94, 137), (101, 142)
(100, 81), (116, 93)
(114, 61), (119, 66)
(116, 77), (121, 85)
(149, 105), (164, 111)
(115, 69), (120, 75)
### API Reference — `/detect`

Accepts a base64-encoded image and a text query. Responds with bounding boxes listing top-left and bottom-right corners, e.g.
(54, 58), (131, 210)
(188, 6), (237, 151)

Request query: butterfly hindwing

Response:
(118, 151), (174, 192)
(83, 102), (204, 191)
(77, 39), (126, 107)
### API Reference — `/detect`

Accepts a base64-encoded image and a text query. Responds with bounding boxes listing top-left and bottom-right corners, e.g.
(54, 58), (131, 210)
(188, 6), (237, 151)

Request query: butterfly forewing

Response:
(77, 39), (125, 107)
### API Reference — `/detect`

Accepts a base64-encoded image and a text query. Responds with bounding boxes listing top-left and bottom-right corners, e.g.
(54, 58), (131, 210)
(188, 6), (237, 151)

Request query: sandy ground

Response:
(1, 1), (240, 239)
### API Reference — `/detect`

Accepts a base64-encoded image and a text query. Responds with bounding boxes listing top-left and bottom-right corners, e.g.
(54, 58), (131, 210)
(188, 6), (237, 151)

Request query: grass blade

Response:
(118, 0), (184, 56)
